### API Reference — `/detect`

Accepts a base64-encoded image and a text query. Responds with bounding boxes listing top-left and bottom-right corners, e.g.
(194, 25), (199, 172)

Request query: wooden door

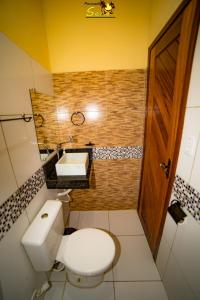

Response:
(138, 0), (200, 257)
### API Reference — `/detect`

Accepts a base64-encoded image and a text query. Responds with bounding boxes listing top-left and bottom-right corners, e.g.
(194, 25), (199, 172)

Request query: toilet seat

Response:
(62, 228), (115, 276)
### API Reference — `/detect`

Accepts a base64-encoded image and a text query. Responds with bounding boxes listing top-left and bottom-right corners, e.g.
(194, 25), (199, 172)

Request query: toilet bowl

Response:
(22, 200), (115, 288)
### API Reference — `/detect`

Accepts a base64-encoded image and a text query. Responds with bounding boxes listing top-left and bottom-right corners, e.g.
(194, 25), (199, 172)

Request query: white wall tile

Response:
(187, 26), (200, 108)
(176, 108), (200, 182)
(190, 138), (200, 192)
(156, 212), (177, 278)
(172, 214), (200, 298)
(163, 251), (196, 300)
(2, 119), (41, 186)
(0, 212), (46, 300)
(156, 235), (171, 279)
(31, 59), (53, 96)
(0, 33), (34, 115)
(161, 212), (177, 247)
(0, 33), (54, 300)
(0, 125), (17, 205)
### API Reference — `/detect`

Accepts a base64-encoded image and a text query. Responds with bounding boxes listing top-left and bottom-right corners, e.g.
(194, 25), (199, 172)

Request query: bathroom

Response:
(0, 0), (200, 299)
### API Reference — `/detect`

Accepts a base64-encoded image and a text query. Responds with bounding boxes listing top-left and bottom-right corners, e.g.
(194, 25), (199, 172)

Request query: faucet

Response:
(57, 136), (75, 148)
(56, 136), (76, 158)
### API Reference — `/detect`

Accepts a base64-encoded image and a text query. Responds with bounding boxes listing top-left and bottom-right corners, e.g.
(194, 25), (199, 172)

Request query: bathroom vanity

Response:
(43, 148), (92, 189)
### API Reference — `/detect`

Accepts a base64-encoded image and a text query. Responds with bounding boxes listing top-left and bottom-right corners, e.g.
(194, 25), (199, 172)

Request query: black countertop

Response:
(43, 148), (92, 189)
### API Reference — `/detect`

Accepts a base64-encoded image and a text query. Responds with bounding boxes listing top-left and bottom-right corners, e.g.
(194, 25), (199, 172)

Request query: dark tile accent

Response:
(92, 146), (143, 160)
(173, 174), (200, 221)
(0, 167), (45, 241)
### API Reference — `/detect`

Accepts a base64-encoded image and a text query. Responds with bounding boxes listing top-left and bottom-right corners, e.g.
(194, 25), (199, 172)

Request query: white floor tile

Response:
(49, 268), (113, 282)
(44, 282), (65, 300)
(109, 210), (144, 235)
(68, 211), (80, 228)
(63, 282), (114, 300)
(78, 211), (109, 230)
(115, 282), (168, 300)
(49, 269), (67, 282)
(113, 236), (160, 281)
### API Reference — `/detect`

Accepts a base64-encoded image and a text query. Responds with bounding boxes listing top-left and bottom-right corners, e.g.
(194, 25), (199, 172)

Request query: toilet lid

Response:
(63, 228), (115, 276)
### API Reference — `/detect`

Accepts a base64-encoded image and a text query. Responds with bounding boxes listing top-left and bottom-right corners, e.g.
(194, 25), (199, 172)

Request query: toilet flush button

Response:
(41, 213), (48, 219)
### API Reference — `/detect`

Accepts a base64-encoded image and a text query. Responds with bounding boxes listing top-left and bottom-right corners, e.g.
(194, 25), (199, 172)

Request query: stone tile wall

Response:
(31, 69), (146, 209)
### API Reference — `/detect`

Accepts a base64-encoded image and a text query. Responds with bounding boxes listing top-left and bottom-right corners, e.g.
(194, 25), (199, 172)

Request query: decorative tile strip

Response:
(0, 167), (45, 241)
(173, 174), (200, 222)
(92, 146), (143, 160)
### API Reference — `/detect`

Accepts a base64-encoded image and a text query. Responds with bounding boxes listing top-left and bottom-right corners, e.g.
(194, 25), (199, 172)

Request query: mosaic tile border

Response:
(173, 174), (200, 222)
(0, 167), (45, 241)
(92, 146), (143, 160)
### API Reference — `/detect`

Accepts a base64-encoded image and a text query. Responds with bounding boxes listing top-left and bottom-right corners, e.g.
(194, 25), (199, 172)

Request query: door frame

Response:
(138, 0), (200, 258)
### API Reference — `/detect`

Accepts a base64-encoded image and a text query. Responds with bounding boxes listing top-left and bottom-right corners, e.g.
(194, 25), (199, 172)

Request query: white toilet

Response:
(22, 200), (115, 288)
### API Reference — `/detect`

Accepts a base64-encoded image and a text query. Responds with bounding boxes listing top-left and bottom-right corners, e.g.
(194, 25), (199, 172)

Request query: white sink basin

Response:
(56, 152), (89, 176)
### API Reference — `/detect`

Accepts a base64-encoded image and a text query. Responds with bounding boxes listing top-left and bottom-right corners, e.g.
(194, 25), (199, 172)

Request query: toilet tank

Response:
(22, 200), (64, 271)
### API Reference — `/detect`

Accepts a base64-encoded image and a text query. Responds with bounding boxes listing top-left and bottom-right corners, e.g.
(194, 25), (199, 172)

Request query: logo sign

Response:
(84, 1), (116, 18)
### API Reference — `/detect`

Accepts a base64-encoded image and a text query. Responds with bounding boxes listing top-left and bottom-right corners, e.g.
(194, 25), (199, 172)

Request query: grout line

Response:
(76, 211), (81, 229)
(113, 280), (116, 300)
(61, 281), (67, 300)
(107, 210), (115, 289)
(50, 279), (162, 283)
(112, 280), (162, 282)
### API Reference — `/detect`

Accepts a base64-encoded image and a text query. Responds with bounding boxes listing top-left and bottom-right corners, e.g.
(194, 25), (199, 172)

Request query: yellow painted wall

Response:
(149, 0), (182, 44)
(0, 0), (183, 73)
(42, 0), (151, 72)
(0, 0), (50, 70)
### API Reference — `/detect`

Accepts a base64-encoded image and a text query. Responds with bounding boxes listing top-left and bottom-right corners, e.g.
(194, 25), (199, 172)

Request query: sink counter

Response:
(43, 148), (92, 189)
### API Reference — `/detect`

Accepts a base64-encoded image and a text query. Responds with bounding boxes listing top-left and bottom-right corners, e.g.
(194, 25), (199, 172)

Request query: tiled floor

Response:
(44, 210), (168, 300)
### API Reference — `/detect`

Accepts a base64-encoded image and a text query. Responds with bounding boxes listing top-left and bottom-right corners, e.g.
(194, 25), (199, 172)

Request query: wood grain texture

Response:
(31, 69), (146, 148)
(138, 0), (200, 258)
(70, 159), (141, 210)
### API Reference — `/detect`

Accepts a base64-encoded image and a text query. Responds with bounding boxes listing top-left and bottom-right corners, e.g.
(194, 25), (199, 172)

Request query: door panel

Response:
(138, 0), (200, 257)
(141, 17), (181, 252)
